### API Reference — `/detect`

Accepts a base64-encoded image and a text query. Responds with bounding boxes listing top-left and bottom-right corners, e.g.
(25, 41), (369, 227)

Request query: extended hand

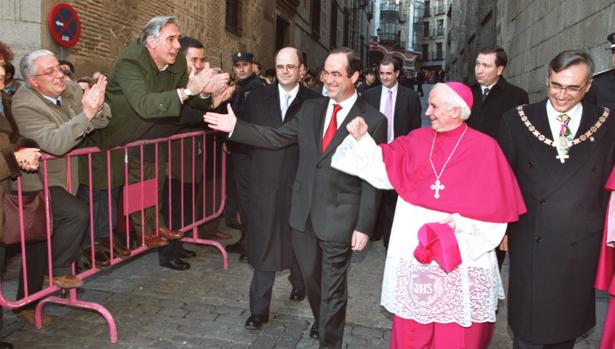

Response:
(351, 230), (369, 251)
(14, 147), (41, 171)
(82, 75), (107, 119)
(203, 104), (237, 133)
(346, 116), (368, 141)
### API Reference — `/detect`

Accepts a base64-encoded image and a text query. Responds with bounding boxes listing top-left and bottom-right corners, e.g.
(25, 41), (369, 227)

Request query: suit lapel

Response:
(523, 101), (608, 197)
(314, 98), (329, 155)
(319, 98), (366, 160)
(266, 86), (283, 127)
(285, 86), (305, 123)
(541, 103), (607, 195)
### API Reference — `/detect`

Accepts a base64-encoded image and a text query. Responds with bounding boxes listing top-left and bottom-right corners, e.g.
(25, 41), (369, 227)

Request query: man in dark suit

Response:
(469, 47), (529, 139)
(498, 50), (615, 349)
(205, 47), (387, 348)
(241, 47), (321, 330)
(468, 46), (528, 268)
(362, 57), (422, 248)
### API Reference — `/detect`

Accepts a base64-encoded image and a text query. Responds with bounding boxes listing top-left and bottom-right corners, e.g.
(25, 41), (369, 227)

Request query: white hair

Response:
(20, 49), (55, 78)
(433, 83), (472, 120)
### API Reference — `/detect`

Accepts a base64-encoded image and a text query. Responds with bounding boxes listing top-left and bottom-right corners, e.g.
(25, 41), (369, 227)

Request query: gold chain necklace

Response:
(516, 105), (609, 163)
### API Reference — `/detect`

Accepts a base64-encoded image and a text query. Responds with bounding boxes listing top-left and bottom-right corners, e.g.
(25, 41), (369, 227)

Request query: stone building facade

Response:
(1, 0), (372, 78)
(447, 0), (615, 101)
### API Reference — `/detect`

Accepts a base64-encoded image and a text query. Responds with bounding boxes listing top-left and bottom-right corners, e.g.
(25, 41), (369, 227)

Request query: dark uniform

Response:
(225, 51), (266, 259)
(585, 32), (615, 111)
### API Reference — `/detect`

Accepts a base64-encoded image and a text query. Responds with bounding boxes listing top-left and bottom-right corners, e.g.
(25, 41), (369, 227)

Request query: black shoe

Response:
(226, 241), (245, 254)
(244, 314), (269, 330)
(239, 253), (247, 263)
(309, 323), (319, 339)
(0, 341), (13, 349)
(160, 258), (190, 270)
(289, 288), (306, 302)
(178, 248), (197, 259)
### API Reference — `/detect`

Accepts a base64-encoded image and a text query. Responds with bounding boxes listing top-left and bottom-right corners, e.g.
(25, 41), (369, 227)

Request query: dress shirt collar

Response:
(41, 94), (63, 106)
(382, 82), (399, 96)
(329, 91), (358, 111)
(278, 83), (300, 101)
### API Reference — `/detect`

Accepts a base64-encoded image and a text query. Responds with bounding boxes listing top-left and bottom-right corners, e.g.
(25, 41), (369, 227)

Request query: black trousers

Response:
(230, 154), (250, 249)
(291, 222), (352, 349)
(249, 262), (304, 317)
(17, 186), (88, 298)
(158, 178), (202, 264)
(513, 336), (575, 349)
(374, 190), (397, 249)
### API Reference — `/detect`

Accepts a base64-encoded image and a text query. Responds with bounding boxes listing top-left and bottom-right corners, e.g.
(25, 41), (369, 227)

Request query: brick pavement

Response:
(0, 221), (607, 348)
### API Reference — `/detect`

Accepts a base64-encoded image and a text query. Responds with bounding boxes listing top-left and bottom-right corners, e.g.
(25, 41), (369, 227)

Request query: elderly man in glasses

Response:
(11, 49), (110, 289)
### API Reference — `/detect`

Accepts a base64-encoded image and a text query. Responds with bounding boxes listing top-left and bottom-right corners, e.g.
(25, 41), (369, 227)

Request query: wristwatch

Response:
(183, 88), (193, 97)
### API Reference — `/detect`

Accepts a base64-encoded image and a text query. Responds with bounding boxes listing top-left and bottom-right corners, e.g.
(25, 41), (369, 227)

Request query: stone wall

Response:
(1, 0), (372, 78)
(498, 0), (615, 101)
(0, 0), (42, 69)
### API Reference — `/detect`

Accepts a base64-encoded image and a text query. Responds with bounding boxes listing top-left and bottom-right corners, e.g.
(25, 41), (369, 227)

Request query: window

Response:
(423, 22), (430, 38)
(422, 44), (429, 61)
(225, 0), (241, 35)
(437, 19), (444, 36)
(424, 1), (431, 16)
(311, 0), (321, 37)
(436, 43), (443, 60)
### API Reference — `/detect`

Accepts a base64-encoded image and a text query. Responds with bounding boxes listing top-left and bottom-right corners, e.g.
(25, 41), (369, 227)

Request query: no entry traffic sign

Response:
(48, 3), (81, 47)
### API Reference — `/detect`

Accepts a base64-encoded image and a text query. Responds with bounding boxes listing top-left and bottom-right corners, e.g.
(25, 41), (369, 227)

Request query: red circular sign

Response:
(48, 3), (81, 48)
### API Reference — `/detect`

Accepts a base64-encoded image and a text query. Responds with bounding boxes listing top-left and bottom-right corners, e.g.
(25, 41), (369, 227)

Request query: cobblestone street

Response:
(0, 220), (606, 348)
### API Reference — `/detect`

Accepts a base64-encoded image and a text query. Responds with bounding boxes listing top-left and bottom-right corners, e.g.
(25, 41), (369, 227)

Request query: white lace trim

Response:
(381, 257), (501, 327)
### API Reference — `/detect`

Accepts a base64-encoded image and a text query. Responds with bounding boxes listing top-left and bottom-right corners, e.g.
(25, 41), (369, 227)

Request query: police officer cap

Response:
(608, 32), (615, 50)
(232, 51), (254, 64)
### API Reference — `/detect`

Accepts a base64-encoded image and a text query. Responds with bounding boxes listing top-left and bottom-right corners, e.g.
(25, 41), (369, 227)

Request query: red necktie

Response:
(322, 104), (342, 154)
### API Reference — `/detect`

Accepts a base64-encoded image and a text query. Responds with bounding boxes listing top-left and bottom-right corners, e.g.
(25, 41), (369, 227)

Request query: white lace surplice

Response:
(332, 134), (507, 326)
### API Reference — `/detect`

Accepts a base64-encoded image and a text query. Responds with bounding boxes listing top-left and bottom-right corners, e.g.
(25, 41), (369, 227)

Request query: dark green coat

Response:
(83, 40), (189, 189)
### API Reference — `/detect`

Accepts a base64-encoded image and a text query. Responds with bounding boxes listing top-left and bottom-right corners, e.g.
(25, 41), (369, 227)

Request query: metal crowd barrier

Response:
(0, 130), (227, 343)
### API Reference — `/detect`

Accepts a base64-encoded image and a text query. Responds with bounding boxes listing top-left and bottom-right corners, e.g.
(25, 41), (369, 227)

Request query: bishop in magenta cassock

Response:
(332, 82), (526, 348)
(595, 166), (615, 349)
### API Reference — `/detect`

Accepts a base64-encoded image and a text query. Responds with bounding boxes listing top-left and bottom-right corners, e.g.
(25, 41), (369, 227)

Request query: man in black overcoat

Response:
(468, 46), (528, 267)
(241, 47), (321, 330)
(205, 47), (387, 348)
(498, 50), (615, 349)
(361, 57), (421, 248)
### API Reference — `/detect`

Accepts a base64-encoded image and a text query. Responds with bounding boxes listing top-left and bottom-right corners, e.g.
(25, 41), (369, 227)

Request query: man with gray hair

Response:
(499, 50), (615, 348)
(87, 16), (229, 252)
(11, 49), (111, 289)
(330, 81), (525, 348)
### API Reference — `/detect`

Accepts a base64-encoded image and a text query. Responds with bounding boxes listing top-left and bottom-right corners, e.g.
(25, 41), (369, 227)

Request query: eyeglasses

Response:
(275, 64), (298, 71)
(32, 66), (64, 77)
(320, 71), (345, 80)
(547, 80), (585, 95)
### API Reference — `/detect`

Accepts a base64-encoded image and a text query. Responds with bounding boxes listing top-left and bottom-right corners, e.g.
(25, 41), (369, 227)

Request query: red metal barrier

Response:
(0, 130), (227, 343)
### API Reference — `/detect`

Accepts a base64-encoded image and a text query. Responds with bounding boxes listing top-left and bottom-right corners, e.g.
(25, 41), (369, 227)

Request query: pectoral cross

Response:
(556, 153), (569, 164)
(430, 180), (445, 199)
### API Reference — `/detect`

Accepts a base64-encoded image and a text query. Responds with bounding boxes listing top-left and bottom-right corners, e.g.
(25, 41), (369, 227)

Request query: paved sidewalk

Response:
(0, 223), (607, 348)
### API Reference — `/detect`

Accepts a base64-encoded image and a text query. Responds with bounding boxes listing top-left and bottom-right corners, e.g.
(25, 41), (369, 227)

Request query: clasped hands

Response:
(14, 147), (41, 171)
